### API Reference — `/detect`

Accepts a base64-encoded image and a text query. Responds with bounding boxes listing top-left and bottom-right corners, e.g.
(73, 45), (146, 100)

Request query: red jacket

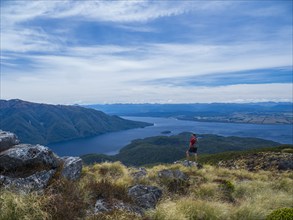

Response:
(190, 136), (197, 147)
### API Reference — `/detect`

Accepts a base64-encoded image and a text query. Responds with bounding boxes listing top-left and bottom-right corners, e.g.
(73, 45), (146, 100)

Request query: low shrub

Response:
(42, 179), (87, 220)
(159, 177), (189, 195)
(266, 207), (293, 220)
(86, 179), (132, 203)
(215, 179), (235, 202)
(281, 148), (293, 153)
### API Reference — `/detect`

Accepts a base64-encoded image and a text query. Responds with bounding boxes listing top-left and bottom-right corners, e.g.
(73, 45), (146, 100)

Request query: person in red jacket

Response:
(186, 133), (198, 162)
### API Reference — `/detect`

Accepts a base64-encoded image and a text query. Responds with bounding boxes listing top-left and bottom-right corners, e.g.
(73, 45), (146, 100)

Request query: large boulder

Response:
(128, 185), (162, 209)
(61, 156), (83, 180)
(0, 144), (60, 172)
(0, 169), (55, 193)
(0, 130), (20, 152)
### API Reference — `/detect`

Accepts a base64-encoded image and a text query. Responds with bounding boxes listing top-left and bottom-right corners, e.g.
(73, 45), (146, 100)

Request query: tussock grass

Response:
(79, 162), (134, 206)
(147, 163), (293, 220)
(0, 190), (48, 220)
(147, 197), (231, 220)
(1, 161), (292, 220)
(86, 210), (141, 220)
(84, 161), (132, 187)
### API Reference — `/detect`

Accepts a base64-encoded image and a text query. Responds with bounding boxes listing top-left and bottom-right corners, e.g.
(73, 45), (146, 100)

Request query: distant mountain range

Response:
(81, 132), (281, 166)
(86, 102), (293, 116)
(0, 99), (151, 144)
(87, 103), (293, 124)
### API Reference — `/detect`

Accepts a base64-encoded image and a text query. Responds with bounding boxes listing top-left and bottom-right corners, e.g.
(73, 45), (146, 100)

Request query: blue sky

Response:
(1, 0), (292, 104)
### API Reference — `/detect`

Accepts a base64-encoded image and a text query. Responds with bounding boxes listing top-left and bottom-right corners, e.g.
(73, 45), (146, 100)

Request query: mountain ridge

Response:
(0, 99), (151, 145)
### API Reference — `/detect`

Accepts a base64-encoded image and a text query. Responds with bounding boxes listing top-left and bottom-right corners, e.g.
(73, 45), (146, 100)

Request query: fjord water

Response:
(48, 116), (293, 156)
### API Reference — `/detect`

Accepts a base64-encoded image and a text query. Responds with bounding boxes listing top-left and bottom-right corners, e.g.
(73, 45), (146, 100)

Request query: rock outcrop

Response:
(0, 130), (20, 152)
(94, 183), (162, 216)
(128, 185), (162, 209)
(0, 170), (56, 193)
(61, 156), (83, 180)
(0, 131), (83, 192)
(0, 144), (60, 172)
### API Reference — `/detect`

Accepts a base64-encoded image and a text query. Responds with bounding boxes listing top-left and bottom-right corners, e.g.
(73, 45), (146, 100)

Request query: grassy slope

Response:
(198, 144), (293, 165)
(1, 160), (292, 220)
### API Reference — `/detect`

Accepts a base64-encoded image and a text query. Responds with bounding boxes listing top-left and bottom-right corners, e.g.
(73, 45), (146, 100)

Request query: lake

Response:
(48, 116), (293, 156)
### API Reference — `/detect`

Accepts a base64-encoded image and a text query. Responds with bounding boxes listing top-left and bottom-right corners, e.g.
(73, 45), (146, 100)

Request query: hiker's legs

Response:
(186, 150), (190, 161)
(194, 153), (198, 162)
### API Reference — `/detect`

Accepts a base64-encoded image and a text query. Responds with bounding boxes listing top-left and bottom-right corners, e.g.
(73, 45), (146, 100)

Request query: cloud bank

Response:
(1, 0), (292, 104)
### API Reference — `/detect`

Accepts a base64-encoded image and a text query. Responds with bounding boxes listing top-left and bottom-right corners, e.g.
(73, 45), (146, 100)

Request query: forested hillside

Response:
(82, 132), (280, 166)
(0, 99), (151, 144)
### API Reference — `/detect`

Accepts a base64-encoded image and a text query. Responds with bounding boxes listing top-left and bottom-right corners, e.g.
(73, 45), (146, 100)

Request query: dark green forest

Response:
(81, 132), (281, 166)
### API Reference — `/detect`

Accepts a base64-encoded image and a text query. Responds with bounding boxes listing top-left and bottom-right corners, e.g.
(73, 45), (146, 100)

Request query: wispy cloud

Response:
(1, 0), (225, 24)
(0, 0), (231, 53)
(144, 67), (293, 87)
(1, 0), (292, 104)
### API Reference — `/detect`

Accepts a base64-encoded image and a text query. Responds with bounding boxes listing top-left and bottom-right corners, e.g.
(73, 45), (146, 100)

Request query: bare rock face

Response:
(0, 169), (55, 193)
(128, 185), (162, 209)
(0, 130), (20, 152)
(61, 157), (83, 181)
(0, 144), (60, 172)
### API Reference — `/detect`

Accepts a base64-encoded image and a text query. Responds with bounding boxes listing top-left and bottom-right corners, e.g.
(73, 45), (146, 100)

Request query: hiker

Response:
(186, 133), (198, 162)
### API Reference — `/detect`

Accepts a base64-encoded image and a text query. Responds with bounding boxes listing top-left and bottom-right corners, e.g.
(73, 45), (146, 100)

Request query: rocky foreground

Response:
(0, 130), (82, 192)
(1, 130), (292, 220)
(0, 131), (165, 216)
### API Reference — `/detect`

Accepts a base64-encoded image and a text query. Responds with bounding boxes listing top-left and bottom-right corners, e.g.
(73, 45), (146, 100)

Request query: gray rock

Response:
(0, 130), (20, 152)
(94, 199), (143, 215)
(0, 169), (55, 193)
(174, 160), (202, 168)
(95, 199), (109, 212)
(0, 144), (60, 172)
(128, 185), (162, 209)
(131, 167), (147, 180)
(61, 156), (83, 180)
(278, 160), (293, 170)
(158, 169), (188, 181)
